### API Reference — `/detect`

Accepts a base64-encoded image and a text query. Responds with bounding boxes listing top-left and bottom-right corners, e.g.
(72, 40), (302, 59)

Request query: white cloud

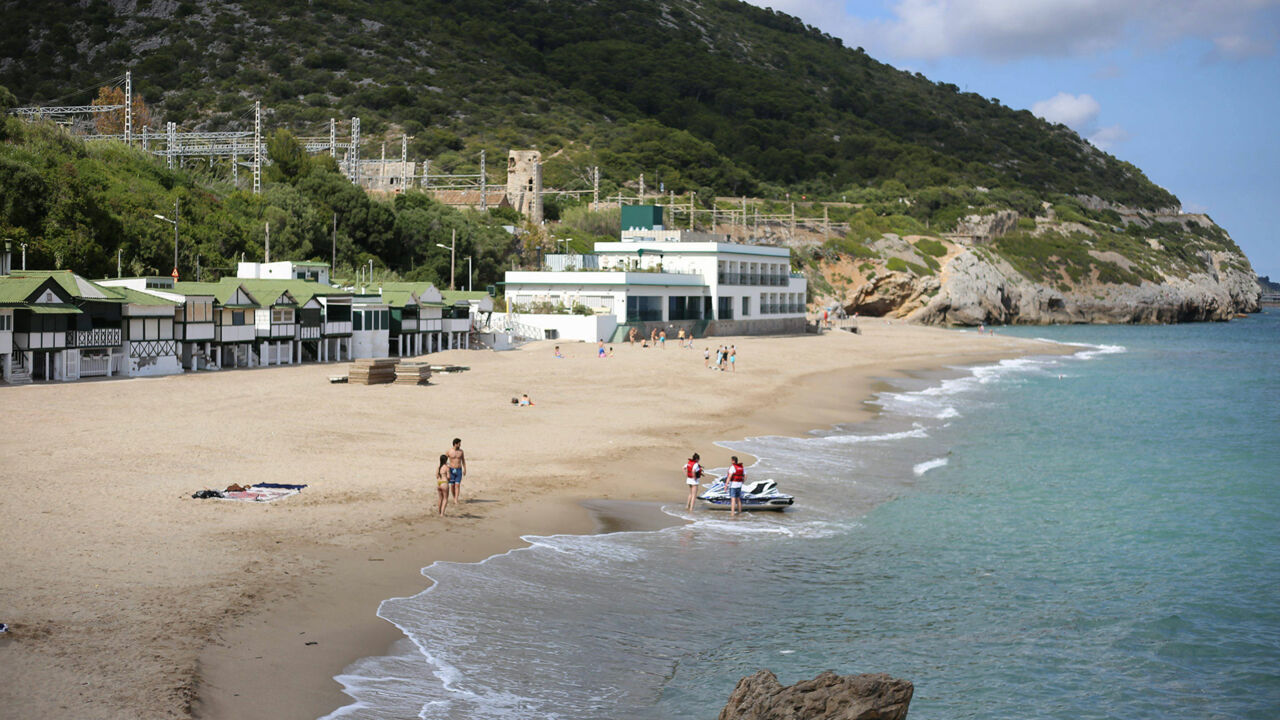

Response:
(1088, 124), (1131, 151)
(745, 0), (1280, 62)
(1031, 93), (1130, 150)
(1209, 33), (1277, 60)
(1031, 92), (1101, 129)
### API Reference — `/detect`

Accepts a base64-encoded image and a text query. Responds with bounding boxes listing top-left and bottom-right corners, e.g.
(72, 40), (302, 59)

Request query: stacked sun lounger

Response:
(394, 362), (432, 386)
(348, 358), (397, 385)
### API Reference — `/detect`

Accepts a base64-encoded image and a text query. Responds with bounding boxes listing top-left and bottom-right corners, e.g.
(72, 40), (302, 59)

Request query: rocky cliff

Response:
(815, 202), (1260, 325)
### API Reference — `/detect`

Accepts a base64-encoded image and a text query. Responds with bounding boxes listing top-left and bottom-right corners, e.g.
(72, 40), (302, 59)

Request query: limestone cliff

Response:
(812, 202), (1260, 325)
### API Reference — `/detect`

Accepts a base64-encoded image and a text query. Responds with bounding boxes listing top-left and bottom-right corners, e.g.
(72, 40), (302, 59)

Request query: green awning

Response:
(26, 304), (83, 315)
(221, 304), (258, 309)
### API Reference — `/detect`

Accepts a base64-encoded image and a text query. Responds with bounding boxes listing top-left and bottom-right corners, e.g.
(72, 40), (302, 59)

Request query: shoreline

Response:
(0, 325), (1067, 719)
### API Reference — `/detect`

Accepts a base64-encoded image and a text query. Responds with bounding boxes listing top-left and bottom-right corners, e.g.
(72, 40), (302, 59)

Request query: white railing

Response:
(215, 325), (256, 343)
(269, 324), (295, 338)
(180, 323), (215, 341)
(443, 318), (472, 332)
(69, 328), (122, 347)
(400, 319), (419, 332)
(322, 320), (352, 335)
(299, 325), (321, 340)
(80, 354), (111, 377)
(419, 319), (443, 332)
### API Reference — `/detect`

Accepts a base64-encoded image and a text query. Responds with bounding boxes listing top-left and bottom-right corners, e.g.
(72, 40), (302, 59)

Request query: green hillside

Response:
(1, 0), (1176, 208)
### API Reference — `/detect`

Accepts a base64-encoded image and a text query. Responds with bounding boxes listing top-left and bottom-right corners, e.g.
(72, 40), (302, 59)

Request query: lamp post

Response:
(153, 199), (179, 280)
(465, 256), (472, 292)
(435, 228), (456, 290)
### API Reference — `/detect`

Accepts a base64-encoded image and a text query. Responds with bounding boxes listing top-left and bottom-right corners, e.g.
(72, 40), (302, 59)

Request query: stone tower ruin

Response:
(506, 150), (543, 224)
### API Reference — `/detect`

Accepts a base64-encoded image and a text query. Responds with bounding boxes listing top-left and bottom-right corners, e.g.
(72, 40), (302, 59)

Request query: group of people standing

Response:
(684, 452), (747, 514)
(704, 345), (737, 371)
(433, 438), (466, 516)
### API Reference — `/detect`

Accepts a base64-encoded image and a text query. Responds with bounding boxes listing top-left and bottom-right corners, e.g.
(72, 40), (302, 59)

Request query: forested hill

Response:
(2, 0), (1176, 209)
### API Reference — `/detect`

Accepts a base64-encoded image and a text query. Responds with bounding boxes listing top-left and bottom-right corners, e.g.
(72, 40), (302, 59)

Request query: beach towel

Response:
(220, 484), (306, 502)
(191, 483), (308, 502)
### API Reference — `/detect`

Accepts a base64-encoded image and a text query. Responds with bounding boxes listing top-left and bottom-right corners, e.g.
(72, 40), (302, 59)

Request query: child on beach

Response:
(598, 340), (606, 358)
(554, 345), (564, 358)
(704, 347), (710, 369)
(435, 454), (450, 516)
(685, 453), (703, 511)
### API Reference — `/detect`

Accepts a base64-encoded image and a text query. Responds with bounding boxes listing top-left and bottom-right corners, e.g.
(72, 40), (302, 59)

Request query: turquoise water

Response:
(326, 310), (1280, 719)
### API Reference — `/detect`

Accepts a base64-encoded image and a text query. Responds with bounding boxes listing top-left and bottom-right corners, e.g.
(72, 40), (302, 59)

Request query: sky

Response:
(744, 0), (1280, 279)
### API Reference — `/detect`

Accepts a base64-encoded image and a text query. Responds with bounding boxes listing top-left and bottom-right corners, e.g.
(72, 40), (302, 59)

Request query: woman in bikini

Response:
(436, 453), (451, 516)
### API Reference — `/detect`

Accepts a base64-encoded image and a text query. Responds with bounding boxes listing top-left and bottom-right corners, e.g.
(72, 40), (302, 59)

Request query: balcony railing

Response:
(299, 326), (321, 340)
(322, 320), (353, 336)
(67, 328), (121, 348)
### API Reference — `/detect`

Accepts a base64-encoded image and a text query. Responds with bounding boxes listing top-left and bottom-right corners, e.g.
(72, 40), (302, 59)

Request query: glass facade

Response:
(626, 296), (663, 322)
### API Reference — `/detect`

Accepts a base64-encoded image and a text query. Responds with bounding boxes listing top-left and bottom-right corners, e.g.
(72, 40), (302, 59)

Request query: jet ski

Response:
(698, 478), (794, 511)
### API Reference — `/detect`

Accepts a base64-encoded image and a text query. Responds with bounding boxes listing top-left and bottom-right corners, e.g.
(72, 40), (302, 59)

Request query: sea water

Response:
(324, 310), (1280, 719)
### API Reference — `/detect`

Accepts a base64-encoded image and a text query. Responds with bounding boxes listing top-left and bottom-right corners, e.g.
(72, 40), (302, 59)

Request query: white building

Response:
(237, 260), (331, 286)
(503, 216), (807, 342)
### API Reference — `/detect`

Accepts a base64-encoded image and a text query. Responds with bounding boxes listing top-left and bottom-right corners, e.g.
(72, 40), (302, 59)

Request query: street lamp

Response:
(153, 199), (180, 280)
(435, 228), (456, 290)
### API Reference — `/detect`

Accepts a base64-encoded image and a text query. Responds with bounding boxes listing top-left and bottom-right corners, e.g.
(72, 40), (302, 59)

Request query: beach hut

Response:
(0, 275), (79, 382)
(101, 277), (216, 371)
(350, 293), (391, 359)
(5, 270), (129, 381)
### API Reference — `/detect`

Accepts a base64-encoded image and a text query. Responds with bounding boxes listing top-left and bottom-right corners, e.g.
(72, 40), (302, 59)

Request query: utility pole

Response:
(435, 229), (456, 290)
(823, 205), (829, 241)
(480, 150), (487, 210)
(331, 212), (337, 272)
(639, 173), (645, 202)
(380, 141), (386, 190)
(592, 166), (600, 210)
(231, 139), (238, 186)
(401, 135), (408, 191)
(117, 248), (122, 278)
(265, 221), (270, 263)
(329, 118), (336, 158)
(124, 70), (132, 145)
(423, 159), (430, 190)
(690, 191), (696, 230)
(20, 242), (26, 270)
(252, 101), (261, 195)
(742, 196), (747, 241)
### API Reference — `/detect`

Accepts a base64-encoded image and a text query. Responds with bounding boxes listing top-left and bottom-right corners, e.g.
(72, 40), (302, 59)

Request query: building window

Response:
(625, 296), (662, 322)
(272, 308), (294, 324)
(741, 296), (750, 317)
(717, 296), (734, 320)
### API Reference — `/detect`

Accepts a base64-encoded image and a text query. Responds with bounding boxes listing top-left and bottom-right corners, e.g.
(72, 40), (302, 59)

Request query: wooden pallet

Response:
(394, 362), (432, 386)
(348, 358), (397, 385)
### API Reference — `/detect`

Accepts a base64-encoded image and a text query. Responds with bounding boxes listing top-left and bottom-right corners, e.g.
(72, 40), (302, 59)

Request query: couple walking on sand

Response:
(434, 438), (466, 516)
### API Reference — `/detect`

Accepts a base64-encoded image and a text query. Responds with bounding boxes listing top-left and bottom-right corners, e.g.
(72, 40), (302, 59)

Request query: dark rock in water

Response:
(719, 670), (913, 720)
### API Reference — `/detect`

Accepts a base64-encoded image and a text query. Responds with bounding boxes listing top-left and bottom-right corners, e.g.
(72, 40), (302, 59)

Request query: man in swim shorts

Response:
(446, 437), (466, 502)
(728, 455), (745, 514)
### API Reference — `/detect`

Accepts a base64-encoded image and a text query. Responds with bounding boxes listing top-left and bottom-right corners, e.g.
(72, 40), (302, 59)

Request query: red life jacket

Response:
(686, 459), (700, 478)
(730, 463), (745, 483)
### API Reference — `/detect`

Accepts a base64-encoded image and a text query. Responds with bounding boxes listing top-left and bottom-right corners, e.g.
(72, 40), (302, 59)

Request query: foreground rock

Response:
(719, 670), (913, 720)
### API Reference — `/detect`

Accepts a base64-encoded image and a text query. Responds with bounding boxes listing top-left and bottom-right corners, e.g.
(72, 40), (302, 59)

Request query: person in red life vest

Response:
(685, 453), (703, 511)
(728, 455), (746, 514)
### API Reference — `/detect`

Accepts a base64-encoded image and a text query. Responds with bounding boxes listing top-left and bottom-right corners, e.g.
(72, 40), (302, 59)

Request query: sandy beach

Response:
(0, 324), (1064, 719)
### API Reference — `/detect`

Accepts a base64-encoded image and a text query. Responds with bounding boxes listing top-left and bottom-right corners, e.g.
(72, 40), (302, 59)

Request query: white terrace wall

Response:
(508, 313), (618, 343)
